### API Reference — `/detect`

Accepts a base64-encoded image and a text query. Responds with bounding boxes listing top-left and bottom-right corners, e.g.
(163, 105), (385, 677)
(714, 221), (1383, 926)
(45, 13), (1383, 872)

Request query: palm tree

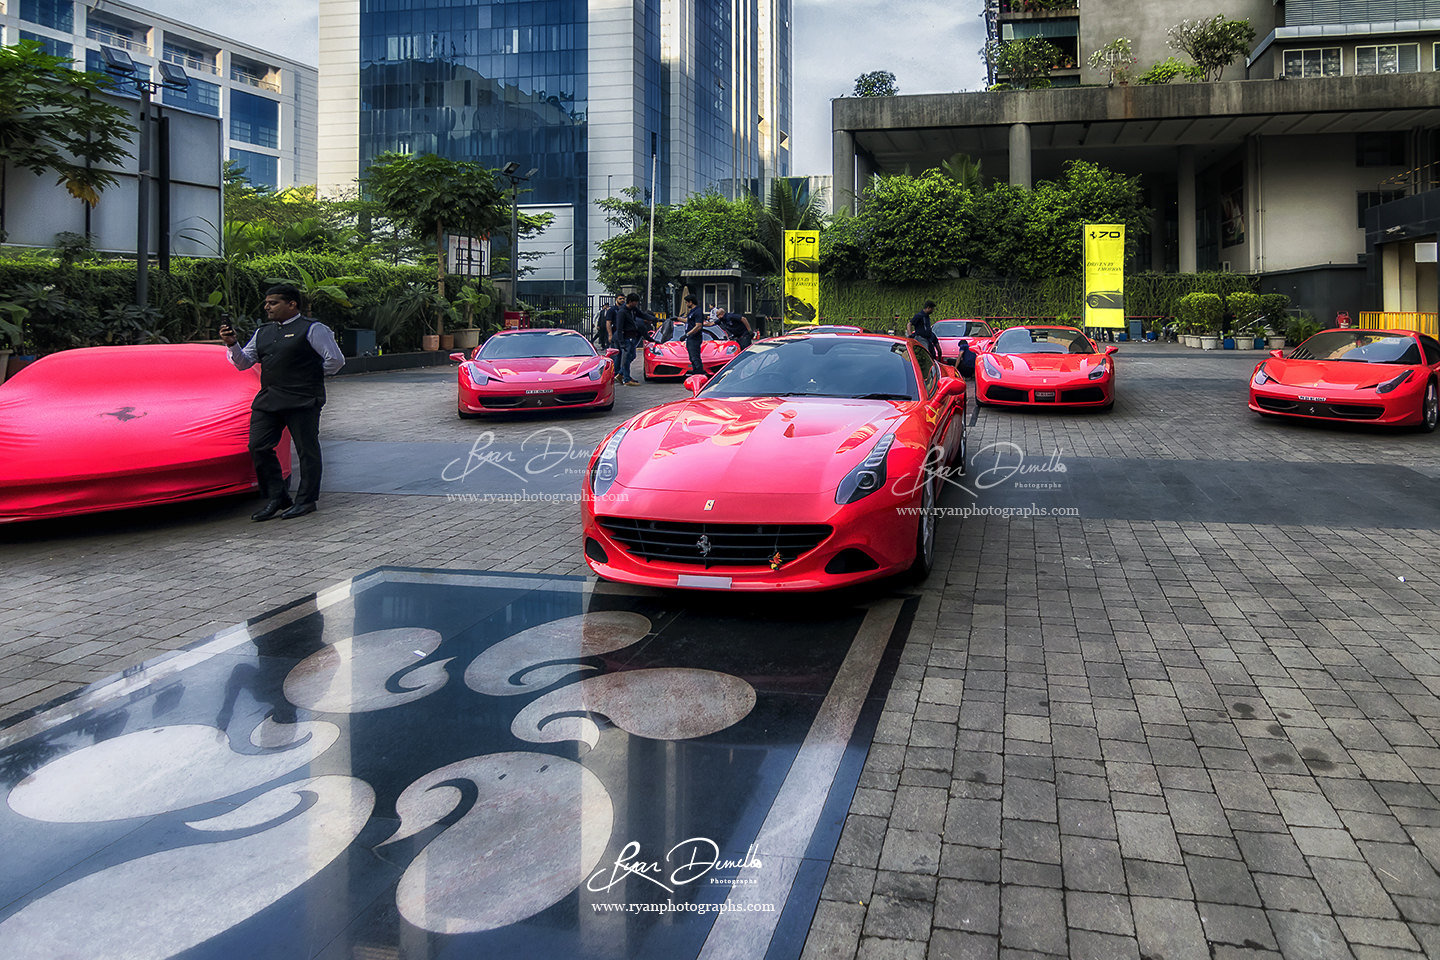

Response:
(938, 153), (984, 193)
(742, 179), (830, 275)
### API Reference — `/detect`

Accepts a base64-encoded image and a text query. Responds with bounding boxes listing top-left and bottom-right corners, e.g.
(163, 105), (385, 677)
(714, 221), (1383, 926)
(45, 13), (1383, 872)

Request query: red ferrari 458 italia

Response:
(974, 325), (1116, 408)
(932, 319), (994, 365)
(582, 333), (966, 592)
(454, 328), (616, 417)
(1249, 328), (1440, 431)
(643, 324), (740, 380)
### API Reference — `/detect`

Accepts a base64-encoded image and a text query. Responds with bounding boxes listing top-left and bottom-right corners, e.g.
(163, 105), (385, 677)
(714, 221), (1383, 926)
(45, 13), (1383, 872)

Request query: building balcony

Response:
(998, 1), (1079, 19)
(164, 51), (219, 76)
(86, 26), (146, 53)
(231, 69), (280, 93)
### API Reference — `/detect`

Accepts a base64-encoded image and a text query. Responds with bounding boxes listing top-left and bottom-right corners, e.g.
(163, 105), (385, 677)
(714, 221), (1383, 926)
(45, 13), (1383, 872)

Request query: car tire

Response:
(952, 430), (967, 476)
(907, 474), (937, 581)
(1421, 379), (1439, 433)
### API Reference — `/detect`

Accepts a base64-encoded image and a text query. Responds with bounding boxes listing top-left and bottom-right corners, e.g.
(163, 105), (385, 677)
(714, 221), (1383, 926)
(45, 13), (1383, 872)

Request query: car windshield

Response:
(699, 337), (919, 400)
(801, 325), (861, 334)
(655, 323), (729, 344)
(1289, 331), (1420, 364)
(992, 327), (1094, 355)
(933, 320), (993, 338)
(479, 331), (595, 359)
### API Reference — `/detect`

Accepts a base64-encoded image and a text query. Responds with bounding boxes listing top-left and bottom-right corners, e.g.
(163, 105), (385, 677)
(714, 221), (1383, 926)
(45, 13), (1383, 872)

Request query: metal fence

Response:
(527, 294), (598, 334)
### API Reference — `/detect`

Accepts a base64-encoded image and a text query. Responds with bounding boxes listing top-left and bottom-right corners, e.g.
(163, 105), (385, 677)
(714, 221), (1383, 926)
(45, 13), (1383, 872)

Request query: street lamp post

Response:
(562, 242), (573, 295)
(501, 162), (539, 298)
(101, 49), (190, 309)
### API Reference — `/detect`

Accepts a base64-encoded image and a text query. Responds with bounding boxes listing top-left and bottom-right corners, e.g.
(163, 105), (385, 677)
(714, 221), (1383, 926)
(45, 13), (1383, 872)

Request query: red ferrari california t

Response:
(932, 319), (994, 365)
(1249, 328), (1440, 431)
(975, 324), (1116, 408)
(453, 328), (615, 417)
(582, 333), (966, 591)
(642, 323), (740, 380)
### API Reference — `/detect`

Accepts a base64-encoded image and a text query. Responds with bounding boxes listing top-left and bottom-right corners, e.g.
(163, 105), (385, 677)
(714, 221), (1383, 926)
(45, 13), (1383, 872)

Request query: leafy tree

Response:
(1088, 37), (1137, 85)
(1135, 57), (1205, 84)
(1166, 16), (1256, 81)
(741, 179), (828, 275)
(854, 71), (898, 97)
(0, 40), (138, 240)
(668, 190), (757, 269)
(818, 210), (871, 282)
(983, 38), (1064, 90)
(362, 152), (512, 335)
(857, 170), (975, 284)
(593, 231), (688, 294)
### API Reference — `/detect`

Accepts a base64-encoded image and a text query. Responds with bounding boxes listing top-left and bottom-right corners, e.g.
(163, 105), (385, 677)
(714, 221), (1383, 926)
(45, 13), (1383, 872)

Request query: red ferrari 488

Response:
(974, 325), (1116, 408)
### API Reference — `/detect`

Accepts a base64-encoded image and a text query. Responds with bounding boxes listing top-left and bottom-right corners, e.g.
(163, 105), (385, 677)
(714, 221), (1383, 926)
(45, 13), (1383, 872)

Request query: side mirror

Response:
(448, 351), (466, 363)
(683, 374), (709, 396)
(937, 377), (966, 402)
(1105, 345), (1119, 356)
(606, 348), (620, 360)
(1269, 349), (1284, 359)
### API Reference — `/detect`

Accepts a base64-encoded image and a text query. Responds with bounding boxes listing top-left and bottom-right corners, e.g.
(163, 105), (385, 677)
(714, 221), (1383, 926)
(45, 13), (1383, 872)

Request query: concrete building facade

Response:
(317, 0), (791, 299)
(0, 0), (318, 191)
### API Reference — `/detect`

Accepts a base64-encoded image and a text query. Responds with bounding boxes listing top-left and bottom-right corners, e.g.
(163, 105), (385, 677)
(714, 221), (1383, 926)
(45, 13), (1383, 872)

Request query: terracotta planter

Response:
(422, 335), (441, 352)
(453, 328), (482, 349)
(440, 334), (455, 350)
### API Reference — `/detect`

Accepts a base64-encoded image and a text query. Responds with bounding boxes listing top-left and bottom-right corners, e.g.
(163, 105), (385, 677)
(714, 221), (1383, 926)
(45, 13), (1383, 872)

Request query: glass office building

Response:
(331, 0), (790, 296)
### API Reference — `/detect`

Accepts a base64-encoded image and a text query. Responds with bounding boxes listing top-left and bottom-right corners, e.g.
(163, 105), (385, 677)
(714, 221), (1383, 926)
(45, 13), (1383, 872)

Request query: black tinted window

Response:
(480, 332), (595, 359)
(701, 338), (919, 400)
(1290, 332), (1420, 364)
(992, 327), (1094, 355)
(1421, 335), (1440, 365)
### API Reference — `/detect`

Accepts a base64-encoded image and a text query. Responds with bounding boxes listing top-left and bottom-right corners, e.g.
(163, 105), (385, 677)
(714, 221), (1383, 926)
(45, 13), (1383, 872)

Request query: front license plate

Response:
(1034, 391), (1056, 401)
(677, 574), (733, 589)
(525, 388), (554, 395)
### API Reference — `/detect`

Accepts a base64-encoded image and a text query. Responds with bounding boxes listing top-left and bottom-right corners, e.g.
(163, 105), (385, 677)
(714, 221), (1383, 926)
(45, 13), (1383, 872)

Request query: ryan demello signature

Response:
(587, 839), (763, 894)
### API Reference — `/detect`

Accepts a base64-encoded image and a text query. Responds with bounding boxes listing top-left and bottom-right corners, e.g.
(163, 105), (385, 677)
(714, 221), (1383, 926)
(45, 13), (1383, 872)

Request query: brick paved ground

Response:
(4, 342), (1440, 959)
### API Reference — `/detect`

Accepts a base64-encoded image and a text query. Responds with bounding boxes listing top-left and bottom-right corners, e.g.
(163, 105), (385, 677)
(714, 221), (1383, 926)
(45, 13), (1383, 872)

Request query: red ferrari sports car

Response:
(0, 344), (285, 522)
(1249, 328), (1440, 431)
(974, 325), (1116, 408)
(642, 324), (740, 380)
(453, 328), (615, 417)
(582, 333), (966, 592)
(933, 319), (994, 365)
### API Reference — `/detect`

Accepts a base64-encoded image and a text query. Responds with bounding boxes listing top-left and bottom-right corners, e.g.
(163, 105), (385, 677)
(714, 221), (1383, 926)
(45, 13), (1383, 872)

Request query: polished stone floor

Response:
(0, 570), (911, 959)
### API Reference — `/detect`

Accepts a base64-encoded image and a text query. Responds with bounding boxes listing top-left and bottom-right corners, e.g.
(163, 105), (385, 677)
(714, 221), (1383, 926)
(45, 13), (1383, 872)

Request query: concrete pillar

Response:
(855, 150), (876, 207)
(1178, 145), (1197, 274)
(1008, 123), (1031, 190)
(833, 129), (857, 214)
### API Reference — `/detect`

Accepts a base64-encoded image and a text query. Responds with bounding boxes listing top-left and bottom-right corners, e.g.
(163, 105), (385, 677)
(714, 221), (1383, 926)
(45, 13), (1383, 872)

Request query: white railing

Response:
(87, 26), (146, 53)
(163, 51), (219, 75)
(230, 69), (280, 93)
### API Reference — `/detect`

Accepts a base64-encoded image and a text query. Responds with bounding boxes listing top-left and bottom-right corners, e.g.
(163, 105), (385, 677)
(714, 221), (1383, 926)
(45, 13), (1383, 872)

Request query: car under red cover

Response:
(0, 344), (286, 523)
(974, 325), (1116, 408)
(1248, 328), (1440, 430)
(643, 325), (740, 379)
(455, 328), (615, 417)
(582, 333), (966, 591)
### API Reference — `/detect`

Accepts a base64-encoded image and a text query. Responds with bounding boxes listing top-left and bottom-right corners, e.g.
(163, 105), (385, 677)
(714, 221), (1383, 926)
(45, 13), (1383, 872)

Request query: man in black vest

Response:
(682, 294), (711, 374)
(220, 284), (346, 521)
(908, 300), (941, 361)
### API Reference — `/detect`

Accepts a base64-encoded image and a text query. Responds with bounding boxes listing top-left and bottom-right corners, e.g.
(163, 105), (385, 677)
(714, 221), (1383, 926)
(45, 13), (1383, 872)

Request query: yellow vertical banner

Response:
(1083, 224), (1126, 329)
(783, 230), (820, 327)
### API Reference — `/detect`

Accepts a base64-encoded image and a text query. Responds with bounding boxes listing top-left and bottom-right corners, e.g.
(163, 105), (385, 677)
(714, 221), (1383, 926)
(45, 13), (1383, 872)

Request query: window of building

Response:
(230, 90), (279, 149)
(19, 0), (73, 33)
(163, 40), (219, 76)
(1357, 132), (1407, 167)
(230, 149), (278, 190)
(1357, 190), (1406, 227)
(1355, 44), (1420, 75)
(86, 18), (144, 53)
(1282, 47), (1341, 78)
(164, 77), (221, 116)
(20, 31), (73, 62)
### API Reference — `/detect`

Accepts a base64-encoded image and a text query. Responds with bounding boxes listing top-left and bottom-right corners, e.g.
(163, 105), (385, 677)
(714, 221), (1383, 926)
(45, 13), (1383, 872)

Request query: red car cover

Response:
(0, 344), (288, 522)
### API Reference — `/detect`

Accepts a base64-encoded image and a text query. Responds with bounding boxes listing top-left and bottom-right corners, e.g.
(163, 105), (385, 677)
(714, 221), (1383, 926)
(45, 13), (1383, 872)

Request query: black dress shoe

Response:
(251, 497), (293, 522)
(279, 502), (317, 519)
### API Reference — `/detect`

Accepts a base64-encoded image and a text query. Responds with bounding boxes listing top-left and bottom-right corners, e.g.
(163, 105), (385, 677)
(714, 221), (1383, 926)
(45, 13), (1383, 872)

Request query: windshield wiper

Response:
(852, 393), (913, 400)
(770, 391), (848, 397)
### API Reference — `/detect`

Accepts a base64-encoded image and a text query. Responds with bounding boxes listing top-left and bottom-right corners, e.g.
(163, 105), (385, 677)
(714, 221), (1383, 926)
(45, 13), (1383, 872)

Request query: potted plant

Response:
(450, 282), (493, 350)
(1088, 38), (1137, 86)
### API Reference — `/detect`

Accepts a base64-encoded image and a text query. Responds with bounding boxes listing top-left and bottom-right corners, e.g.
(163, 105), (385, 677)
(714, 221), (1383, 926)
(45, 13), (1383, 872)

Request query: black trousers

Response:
(687, 335), (705, 373)
(249, 405), (323, 505)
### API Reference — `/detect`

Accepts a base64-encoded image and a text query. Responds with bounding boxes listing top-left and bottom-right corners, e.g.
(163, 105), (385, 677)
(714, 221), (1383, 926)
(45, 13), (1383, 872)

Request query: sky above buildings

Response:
(131, 0), (988, 180)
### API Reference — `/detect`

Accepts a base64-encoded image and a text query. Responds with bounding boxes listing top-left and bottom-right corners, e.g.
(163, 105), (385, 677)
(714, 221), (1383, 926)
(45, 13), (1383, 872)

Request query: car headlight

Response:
(835, 433), (895, 505)
(725, 344), (738, 353)
(1252, 364), (1271, 386)
(588, 365), (603, 381)
(589, 426), (628, 497)
(1377, 370), (1413, 394)
(982, 355), (1001, 380)
(1087, 359), (1110, 381)
(464, 362), (488, 387)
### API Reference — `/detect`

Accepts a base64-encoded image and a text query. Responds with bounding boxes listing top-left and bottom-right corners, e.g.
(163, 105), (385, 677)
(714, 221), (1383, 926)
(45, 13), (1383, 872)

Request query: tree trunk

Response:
(436, 219), (446, 337)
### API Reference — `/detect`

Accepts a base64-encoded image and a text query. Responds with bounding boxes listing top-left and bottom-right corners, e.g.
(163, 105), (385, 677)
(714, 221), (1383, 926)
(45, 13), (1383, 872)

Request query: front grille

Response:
(555, 391), (599, 404)
(1060, 386), (1106, 403)
(986, 385), (1028, 402)
(480, 390), (597, 409)
(1255, 395), (1383, 419)
(1255, 395), (1296, 411)
(598, 518), (832, 567)
(652, 364), (684, 376)
(1326, 403), (1384, 420)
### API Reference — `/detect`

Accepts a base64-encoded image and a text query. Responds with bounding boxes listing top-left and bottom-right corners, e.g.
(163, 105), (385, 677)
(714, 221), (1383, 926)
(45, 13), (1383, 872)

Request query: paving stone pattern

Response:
(3, 346), (1440, 960)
